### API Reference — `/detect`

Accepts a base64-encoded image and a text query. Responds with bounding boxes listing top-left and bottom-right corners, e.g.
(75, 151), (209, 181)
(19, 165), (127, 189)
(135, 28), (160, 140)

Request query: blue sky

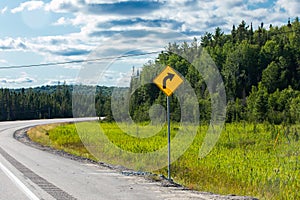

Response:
(0, 0), (299, 88)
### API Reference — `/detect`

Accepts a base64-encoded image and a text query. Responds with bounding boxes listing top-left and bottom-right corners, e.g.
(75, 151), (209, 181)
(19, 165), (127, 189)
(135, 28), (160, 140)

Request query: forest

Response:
(0, 18), (299, 124)
(0, 84), (113, 121)
(129, 18), (300, 124)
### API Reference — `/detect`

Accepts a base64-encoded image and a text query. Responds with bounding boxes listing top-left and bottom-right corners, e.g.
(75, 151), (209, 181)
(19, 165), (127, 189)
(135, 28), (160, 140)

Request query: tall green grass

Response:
(28, 122), (299, 199)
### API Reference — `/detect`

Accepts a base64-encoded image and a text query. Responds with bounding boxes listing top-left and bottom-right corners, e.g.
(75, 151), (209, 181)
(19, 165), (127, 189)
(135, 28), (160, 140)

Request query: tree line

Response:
(129, 18), (300, 124)
(0, 18), (299, 124)
(0, 84), (113, 121)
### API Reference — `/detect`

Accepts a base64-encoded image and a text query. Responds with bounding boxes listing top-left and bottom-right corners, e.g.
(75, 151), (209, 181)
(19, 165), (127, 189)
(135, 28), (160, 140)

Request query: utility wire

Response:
(0, 28), (298, 70)
(0, 51), (162, 70)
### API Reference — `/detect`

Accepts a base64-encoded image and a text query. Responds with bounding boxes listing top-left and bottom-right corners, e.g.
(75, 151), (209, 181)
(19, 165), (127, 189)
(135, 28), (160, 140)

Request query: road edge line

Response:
(0, 160), (39, 200)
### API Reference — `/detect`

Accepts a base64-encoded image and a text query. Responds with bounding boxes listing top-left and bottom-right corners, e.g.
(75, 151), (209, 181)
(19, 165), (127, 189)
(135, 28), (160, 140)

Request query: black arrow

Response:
(163, 73), (175, 89)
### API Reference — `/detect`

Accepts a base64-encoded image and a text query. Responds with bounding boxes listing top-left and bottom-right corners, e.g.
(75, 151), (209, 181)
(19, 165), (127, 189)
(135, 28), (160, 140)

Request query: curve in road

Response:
(0, 119), (257, 200)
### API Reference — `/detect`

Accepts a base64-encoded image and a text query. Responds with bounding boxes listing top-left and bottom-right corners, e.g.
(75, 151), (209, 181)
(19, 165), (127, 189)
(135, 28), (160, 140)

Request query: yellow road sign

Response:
(153, 66), (183, 96)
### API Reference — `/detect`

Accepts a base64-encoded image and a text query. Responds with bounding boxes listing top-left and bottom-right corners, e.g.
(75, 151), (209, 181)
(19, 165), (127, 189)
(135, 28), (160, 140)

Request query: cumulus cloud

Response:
(45, 0), (164, 15)
(12, 0), (296, 34)
(12, 0), (293, 40)
(85, 0), (135, 3)
(1, 6), (7, 14)
(52, 17), (71, 26)
(0, 72), (36, 85)
(87, 69), (132, 87)
(56, 0), (267, 37)
(45, 0), (84, 13)
(0, 38), (28, 51)
(44, 78), (77, 86)
(248, 0), (268, 3)
(11, 1), (45, 13)
(3, 0), (297, 87)
(275, 0), (300, 16)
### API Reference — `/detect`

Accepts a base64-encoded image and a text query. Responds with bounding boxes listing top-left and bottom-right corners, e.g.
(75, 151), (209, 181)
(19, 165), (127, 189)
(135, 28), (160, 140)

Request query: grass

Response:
(28, 123), (96, 160)
(27, 121), (300, 199)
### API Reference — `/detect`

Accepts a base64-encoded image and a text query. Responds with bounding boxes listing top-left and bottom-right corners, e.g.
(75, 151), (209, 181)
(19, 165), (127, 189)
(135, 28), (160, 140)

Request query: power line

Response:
(0, 28), (298, 70)
(0, 51), (162, 70)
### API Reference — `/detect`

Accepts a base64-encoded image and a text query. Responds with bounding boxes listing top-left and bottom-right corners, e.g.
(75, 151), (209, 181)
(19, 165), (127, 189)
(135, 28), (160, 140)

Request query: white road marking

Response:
(0, 161), (40, 200)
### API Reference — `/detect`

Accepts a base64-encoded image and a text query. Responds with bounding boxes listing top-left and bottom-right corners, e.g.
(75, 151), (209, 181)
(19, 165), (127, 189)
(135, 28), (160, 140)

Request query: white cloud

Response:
(2, 0), (297, 88)
(85, 0), (126, 3)
(5, 0), (294, 57)
(1, 6), (7, 14)
(19, 0), (290, 38)
(248, 0), (268, 3)
(0, 59), (8, 64)
(10, 0), (296, 37)
(0, 38), (28, 51)
(44, 78), (77, 86)
(11, 1), (45, 13)
(52, 17), (71, 26)
(45, 0), (84, 13)
(86, 69), (133, 87)
(275, 0), (300, 16)
(0, 72), (36, 85)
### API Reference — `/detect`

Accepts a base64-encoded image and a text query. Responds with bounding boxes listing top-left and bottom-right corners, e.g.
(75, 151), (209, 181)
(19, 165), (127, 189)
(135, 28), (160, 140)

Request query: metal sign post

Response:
(153, 66), (183, 181)
(167, 95), (171, 180)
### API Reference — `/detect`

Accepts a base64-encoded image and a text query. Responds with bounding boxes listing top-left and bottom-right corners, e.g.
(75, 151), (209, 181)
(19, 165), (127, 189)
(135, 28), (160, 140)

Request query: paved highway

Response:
(0, 119), (255, 200)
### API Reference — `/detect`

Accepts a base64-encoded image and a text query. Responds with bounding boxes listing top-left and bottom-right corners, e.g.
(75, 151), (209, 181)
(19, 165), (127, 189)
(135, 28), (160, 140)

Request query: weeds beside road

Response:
(28, 122), (299, 199)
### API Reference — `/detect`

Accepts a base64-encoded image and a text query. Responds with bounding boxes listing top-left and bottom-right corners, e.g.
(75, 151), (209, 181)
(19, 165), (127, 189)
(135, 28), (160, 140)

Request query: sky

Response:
(0, 0), (299, 88)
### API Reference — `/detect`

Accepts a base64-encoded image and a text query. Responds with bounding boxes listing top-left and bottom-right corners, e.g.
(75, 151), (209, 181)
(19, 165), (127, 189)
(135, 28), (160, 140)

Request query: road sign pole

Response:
(167, 96), (171, 180)
(153, 65), (183, 181)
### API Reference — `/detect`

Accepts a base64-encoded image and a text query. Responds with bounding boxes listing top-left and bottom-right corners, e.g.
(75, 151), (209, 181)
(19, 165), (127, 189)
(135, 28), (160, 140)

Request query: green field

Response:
(28, 122), (299, 199)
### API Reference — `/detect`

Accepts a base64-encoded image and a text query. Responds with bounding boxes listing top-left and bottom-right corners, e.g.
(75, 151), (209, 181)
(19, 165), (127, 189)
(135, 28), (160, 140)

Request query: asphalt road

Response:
(0, 119), (256, 200)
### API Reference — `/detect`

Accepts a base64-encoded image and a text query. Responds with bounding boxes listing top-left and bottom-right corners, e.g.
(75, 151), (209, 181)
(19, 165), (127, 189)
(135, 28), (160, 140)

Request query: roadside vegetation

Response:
(28, 122), (299, 199)
(28, 123), (96, 160)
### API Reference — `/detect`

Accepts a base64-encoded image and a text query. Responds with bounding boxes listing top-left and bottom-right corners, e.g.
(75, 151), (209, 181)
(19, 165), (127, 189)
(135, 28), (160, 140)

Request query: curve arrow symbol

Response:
(163, 73), (175, 89)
